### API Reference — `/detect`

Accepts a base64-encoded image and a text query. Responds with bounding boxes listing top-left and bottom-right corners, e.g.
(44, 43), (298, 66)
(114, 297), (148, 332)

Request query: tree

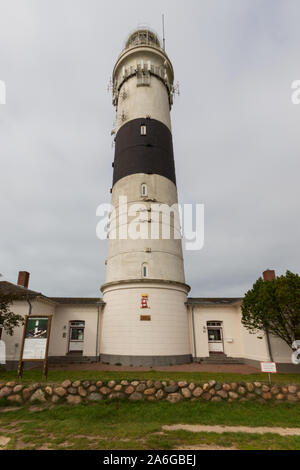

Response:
(242, 271), (300, 349)
(0, 292), (24, 339)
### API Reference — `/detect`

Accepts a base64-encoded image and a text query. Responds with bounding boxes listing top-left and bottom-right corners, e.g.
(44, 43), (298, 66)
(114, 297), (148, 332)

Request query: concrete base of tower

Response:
(100, 354), (192, 367)
(100, 279), (191, 362)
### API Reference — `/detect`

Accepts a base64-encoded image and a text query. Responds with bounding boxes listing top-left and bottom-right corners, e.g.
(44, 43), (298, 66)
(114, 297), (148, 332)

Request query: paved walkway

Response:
(163, 424), (300, 436)
(48, 362), (259, 374)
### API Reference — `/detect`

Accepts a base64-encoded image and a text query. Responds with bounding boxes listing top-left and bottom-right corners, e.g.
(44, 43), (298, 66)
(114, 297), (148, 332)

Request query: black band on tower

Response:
(113, 118), (176, 186)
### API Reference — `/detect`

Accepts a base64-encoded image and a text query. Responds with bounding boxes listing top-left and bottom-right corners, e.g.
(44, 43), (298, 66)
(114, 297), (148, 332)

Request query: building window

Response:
(142, 263), (148, 278)
(207, 321), (223, 341)
(208, 328), (222, 341)
(141, 183), (147, 196)
(140, 125), (147, 136)
(68, 321), (85, 353)
(207, 321), (222, 327)
(70, 321), (85, 341)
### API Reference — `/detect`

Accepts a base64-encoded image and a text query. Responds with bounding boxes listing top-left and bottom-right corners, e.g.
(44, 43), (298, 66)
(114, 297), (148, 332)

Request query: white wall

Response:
(3, 297), (294, 365)
(191, 304), (244, 358)
(106, 173), (185, 285)
(238, 309), (270, 362)
(269, 334), (293, 364)
(101, 282), (190, 358)
(113, 48), (173, 133)
(2, 298), (55, 362)
(1, 298), (101, 361)
(48, 304), (101, 357)
(191, 302), (293, 365)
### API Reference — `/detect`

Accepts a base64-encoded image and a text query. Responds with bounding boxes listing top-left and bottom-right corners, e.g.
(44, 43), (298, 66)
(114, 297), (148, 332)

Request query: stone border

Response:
(0, 380), (299, 405)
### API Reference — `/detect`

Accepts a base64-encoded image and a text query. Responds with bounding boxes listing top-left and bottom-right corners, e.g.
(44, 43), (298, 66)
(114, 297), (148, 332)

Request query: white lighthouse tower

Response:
(100, 28), (191, 366)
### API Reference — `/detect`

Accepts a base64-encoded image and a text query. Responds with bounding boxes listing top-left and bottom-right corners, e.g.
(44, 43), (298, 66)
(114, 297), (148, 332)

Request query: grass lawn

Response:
(1, 368), (300, 450)
(1, 369), (300, 385)
(0, 401), (300, 450)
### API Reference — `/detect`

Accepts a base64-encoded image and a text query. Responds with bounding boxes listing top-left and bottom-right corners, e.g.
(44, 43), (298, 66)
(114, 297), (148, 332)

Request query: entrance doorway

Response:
(68, 321), (85, 354)
(207, 321), (224, 354)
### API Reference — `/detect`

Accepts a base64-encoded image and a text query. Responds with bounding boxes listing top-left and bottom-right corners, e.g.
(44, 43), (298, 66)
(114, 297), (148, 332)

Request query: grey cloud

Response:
(0, 0), (299, 297)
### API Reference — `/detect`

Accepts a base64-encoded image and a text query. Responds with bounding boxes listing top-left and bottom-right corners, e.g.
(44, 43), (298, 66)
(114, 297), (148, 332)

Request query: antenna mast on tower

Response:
(162, 14), (166, 50)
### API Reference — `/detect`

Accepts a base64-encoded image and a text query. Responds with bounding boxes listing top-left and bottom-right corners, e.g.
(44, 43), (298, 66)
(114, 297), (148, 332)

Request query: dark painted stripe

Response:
(113, 118), (176, 186)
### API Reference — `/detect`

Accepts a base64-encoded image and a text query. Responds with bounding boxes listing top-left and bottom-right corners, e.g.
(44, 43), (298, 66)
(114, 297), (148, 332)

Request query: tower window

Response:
(140, 125), (147, 136)
(141, 184), (147, 197)
(142, 263), (148, 278)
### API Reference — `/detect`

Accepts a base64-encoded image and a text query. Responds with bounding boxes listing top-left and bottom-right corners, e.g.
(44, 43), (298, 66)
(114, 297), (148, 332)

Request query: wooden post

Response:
(42, 316), (52, 380)
(18, 316), (28, 379)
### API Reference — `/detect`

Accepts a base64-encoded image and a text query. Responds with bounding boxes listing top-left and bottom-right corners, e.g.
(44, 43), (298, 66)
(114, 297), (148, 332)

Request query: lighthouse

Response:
(100, 28), (191, 366)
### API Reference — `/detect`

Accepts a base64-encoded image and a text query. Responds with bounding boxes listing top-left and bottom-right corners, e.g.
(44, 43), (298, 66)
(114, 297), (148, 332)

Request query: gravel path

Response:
(163, 424), (300, 436)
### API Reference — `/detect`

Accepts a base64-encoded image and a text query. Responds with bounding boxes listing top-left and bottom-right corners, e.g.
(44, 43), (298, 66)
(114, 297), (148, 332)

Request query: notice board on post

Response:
(18, 315), (52, 379)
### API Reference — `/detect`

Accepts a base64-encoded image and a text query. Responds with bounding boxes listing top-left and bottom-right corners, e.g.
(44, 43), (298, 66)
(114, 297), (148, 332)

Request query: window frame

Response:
(69, 321), (85, 342)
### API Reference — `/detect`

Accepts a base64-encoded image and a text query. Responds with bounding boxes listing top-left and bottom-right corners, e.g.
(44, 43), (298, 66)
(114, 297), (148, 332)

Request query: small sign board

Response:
(23, 317), (49, 360)
(18, 315), (52, 379)
(260, 362), (277, 373)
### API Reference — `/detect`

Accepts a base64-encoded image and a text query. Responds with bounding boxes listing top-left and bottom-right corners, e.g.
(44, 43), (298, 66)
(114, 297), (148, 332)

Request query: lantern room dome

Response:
(125, 28), (162, 50)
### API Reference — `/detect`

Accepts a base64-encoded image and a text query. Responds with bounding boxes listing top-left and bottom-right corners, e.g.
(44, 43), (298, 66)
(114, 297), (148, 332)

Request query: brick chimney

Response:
(263, 269), (276, 281)
(17, 271), (30, 288)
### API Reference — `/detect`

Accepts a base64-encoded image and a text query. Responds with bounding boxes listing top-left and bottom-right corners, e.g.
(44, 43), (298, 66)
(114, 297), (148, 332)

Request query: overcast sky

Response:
(0, 0), (299, 298)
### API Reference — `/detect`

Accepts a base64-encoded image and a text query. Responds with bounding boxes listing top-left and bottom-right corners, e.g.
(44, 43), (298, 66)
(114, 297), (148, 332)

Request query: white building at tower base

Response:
(0, 270), (296, 372)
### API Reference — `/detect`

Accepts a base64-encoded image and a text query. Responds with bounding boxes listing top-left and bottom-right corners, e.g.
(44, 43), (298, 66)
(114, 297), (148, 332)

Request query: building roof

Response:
(187, 297), (243, 306)
(0, 281), (41, 299)
(50, 297), (105, 305)
(0, 282), (104, 305)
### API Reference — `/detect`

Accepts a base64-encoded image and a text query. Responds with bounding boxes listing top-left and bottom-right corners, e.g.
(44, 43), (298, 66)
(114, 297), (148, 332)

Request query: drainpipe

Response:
(191, 304), (197, 362)
(262, 270), (275, 362)
(18, 293), (32, 363)
(265, 328), (274, 362)
(18, 272), (32, 316)
(95, 304), (100, 361)
(26, 297), (32, 316)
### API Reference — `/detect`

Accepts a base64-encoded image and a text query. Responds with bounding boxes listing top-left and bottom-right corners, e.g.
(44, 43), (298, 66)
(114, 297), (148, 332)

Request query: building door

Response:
(207, 321), (224, 353)
(69, 321), (85, 354)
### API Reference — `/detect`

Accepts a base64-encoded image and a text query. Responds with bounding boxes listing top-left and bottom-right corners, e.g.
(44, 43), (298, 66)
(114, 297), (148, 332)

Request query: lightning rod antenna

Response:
(162, 14), (166, 51)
